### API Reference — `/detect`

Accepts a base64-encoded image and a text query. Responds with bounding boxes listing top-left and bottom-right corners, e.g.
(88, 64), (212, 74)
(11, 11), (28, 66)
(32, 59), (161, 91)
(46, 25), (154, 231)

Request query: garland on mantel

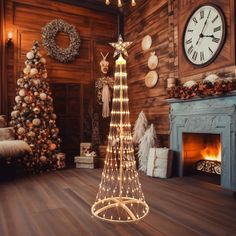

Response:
(167, 78), (236, 100)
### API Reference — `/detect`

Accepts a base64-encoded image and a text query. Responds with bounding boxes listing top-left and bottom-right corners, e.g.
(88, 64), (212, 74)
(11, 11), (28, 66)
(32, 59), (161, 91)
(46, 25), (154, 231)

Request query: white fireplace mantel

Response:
(167, 93), (236, 191)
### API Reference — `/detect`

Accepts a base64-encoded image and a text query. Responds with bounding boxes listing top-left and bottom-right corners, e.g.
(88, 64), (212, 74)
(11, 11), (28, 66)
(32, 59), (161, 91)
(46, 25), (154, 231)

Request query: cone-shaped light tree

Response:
(91, 35), (149, 223)
(10, 42), (61, 172)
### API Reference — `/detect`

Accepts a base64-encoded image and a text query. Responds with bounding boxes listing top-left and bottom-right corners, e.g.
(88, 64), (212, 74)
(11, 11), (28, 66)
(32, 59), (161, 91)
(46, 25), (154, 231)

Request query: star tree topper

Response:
(109, 35), (132, 58)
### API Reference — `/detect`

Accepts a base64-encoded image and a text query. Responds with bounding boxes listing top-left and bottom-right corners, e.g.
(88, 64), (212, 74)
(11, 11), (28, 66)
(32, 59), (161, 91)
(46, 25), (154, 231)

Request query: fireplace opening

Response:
(182, 133), (221, 183)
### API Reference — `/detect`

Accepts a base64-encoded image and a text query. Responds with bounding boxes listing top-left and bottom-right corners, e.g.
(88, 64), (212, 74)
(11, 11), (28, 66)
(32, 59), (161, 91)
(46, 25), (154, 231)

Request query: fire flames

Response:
(200, 140), (221, 162)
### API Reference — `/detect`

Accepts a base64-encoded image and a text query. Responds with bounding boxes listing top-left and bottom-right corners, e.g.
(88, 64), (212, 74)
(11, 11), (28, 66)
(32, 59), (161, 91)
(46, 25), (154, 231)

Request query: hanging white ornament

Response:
(26, 51), (34, 60)
(148, 51), (158, 70)
(40, 57), (46, 64)
(15, 96), (21, 103)
(23, 65), (31, 74)
(30, 68), (38, 76)
(19, 89), (26, 97)
(39, 93), (47, 100)
(32, 118), (41, 126)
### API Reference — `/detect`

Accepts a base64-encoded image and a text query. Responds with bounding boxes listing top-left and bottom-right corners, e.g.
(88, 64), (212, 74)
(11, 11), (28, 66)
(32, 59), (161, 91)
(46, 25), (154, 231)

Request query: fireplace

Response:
(167, 93), (236, 191)
(182, 133), (221, 176)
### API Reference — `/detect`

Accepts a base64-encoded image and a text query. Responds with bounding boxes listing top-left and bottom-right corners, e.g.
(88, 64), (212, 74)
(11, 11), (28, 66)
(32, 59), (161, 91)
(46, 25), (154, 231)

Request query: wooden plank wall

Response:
(124, 0), (174, 147)
(124, 0), (236, 148)
(4, 0), (118, 113)
(2, 0), (118, 159)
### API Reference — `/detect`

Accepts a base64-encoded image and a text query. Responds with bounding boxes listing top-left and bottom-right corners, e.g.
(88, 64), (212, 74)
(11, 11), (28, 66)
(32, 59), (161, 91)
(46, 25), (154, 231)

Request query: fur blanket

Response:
(0, 127), (15, 141)
(0, 140), (31, 158)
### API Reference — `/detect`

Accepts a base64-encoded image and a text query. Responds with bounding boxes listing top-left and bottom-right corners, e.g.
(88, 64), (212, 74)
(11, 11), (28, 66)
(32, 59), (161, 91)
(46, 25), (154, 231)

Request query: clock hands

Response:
(200, 34), (214, 38)
(196, 9), (212, 46)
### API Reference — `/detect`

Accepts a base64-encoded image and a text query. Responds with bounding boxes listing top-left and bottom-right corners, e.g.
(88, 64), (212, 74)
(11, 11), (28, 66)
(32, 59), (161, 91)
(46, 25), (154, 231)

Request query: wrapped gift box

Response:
(80, 143), (92, 156)
(146, 148), (173, 178)
(74, 155), (96, 169)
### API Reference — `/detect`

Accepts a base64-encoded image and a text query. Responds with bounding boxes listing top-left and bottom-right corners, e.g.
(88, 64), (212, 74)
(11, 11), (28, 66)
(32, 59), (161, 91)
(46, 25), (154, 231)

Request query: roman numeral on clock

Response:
(208, 47), (213, 54)
(214, 26), (221, 32)
(186, 38), (192, 44)
(212, 15), (219, 23)
(200, 52), (204, 61)
(200, 10), (204, 19)
(192, 17), (198, 24)
(192, 51), (198, 61)
(188, 45), (193, 54)
(212, 37), (220, 43)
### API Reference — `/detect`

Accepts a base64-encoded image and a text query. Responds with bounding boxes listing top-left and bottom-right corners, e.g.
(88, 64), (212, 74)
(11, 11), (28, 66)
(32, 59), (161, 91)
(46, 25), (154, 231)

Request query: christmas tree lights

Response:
(91, 35), (149, 223)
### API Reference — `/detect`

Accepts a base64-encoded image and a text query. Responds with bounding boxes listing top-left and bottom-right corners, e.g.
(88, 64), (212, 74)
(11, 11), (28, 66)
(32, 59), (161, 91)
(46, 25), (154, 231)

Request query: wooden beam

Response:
(0, 0), (7, 115)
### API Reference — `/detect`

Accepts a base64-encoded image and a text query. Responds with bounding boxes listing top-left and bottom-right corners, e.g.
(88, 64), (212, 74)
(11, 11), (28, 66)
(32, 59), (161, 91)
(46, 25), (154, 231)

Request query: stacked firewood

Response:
(167, 78), (236, 99)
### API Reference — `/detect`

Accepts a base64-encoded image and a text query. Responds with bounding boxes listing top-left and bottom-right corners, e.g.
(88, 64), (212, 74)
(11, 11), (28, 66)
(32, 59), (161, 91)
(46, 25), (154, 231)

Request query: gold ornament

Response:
(49, 143), (57, 151)
(17, 127), (25, 135)
(33, 107), (41, 114)
(40, 155), (47, 163)
(24, 96), (32, 103)
(19, 89), (26, 97)
(32, 118), (41, 126)
(51, 113), (57, 120)
(17, 78), (24, 86)
(30, 68), (38, 76)
(23, 66), (31, 74)
(39, 93), (47, 100)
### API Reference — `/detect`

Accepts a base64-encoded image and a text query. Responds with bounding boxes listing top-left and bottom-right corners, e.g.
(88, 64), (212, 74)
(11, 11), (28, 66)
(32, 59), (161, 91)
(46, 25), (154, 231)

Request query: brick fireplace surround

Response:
(167, 92), (236, 192)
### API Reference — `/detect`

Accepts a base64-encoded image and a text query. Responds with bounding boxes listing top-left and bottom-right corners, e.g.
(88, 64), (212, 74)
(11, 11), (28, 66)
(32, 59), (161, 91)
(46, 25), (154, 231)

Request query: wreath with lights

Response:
(42, 19), (81, 63)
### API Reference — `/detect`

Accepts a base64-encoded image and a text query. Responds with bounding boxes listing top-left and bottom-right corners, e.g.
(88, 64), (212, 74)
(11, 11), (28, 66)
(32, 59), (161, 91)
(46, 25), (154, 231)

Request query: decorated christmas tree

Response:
(10, 41), (61, 172)
(91, 35), (149, 223)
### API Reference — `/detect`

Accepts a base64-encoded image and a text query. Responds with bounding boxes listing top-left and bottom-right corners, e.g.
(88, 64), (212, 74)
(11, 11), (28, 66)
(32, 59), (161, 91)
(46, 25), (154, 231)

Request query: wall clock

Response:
(183, 4), (226, 67)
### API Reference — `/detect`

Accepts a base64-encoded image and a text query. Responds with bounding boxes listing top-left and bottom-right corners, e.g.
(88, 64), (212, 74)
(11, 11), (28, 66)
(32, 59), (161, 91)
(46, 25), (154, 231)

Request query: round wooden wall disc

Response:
(145, 71), (158, 88)
(148, 52), (158, 70)
(141, 35), (152, 51)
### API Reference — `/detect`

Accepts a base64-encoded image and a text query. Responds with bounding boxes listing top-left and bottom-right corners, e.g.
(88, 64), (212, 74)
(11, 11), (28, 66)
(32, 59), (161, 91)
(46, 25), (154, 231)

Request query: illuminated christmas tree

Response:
(91, 35), (149, 223)
(10, 42), (61, 172)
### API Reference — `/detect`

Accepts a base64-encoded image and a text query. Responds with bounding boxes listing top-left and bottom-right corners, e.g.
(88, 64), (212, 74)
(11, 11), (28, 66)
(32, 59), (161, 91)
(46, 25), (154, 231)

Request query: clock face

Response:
(183, 5), (226, 67)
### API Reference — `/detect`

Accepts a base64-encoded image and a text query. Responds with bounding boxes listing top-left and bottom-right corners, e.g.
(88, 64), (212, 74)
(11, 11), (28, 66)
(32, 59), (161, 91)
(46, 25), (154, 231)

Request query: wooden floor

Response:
(0, 169), (236, 236)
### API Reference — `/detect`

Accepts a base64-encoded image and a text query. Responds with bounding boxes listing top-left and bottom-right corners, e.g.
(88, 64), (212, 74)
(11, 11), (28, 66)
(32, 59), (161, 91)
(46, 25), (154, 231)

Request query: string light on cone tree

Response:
(91, 35), (149, 223)
(105, 0), (136, 8)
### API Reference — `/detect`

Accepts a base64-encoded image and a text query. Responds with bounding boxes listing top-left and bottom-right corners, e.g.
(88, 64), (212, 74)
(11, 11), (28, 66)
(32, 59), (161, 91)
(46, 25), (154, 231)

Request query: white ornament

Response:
(138, 124), (157, 172)
(133, 110), (148, 144)
(42, 72), (47, 79)
(23, 66), (31, 74)
(183, 80), (197, 88)
(15, 96), (21, 103)
(30, 68), (38, 76)
(32, 118), (41, 126)
(32, 79), (40, 86)
(17, 127), (25, 135)
(26, 51), (34, 60)
(19, 89), (26, 97)
(40, 58), (46, 64)
(39, 93), (47, 100)
(148, 52), (158, 70)
(203, 74), (219, 84)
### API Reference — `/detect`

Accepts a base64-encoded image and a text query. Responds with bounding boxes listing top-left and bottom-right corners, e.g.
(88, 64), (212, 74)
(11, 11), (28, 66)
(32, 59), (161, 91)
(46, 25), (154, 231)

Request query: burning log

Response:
(195, 160), (221, 175)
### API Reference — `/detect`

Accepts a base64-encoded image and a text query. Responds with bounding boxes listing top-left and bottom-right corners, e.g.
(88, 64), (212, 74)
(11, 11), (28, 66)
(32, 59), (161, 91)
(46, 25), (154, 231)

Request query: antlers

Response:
(100, 52), (109, 60)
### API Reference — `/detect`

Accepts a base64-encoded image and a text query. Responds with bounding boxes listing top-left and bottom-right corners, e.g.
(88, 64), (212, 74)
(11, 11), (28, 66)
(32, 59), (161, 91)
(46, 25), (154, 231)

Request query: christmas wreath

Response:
(42, 19), (81, 63)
